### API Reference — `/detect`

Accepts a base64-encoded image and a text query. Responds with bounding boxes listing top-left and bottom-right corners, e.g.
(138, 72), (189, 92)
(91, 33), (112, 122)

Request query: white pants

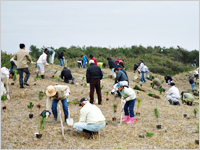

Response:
(37, 63), (45, 75)
(166, 95), (179, 102)
(111, 68), (116, 78)
(49, 51), (55, 64)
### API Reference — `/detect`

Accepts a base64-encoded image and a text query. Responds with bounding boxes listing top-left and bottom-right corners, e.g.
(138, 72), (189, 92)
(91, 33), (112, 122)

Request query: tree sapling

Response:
(136, 98), (141, 116)
(82, 77), (85, 82)
(39, 91), (45, 100)
(113, 104), (117, 121)
(154, 108), (161, 129)
(83, 83), (87, 88)
(194, 108), (198, 118)
(101, 85), (104, 90)
(27, 102), (34, 118)
(36, 113), (46, 139)
(105, 91), (109, 100)
(1, 95), (6, 109)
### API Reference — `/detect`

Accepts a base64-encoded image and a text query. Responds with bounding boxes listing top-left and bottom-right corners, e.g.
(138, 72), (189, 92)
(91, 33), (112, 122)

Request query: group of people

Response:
(3, 44), (199, 139)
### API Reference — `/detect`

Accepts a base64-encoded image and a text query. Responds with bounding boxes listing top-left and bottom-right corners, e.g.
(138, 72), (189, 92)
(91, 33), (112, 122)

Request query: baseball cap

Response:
(79, 97), (89, 106)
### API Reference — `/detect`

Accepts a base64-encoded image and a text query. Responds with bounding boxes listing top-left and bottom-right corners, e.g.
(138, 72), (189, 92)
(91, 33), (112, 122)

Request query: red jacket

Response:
(92, 57), (97, 66)
(115, 59), (123, 64)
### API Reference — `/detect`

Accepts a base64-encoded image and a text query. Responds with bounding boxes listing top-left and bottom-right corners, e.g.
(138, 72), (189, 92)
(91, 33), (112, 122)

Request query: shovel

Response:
(119, 102), (125, 125)
(67, 98), (74, 126)
(6, 77), (10, 100)
(58, 104), (65, 139)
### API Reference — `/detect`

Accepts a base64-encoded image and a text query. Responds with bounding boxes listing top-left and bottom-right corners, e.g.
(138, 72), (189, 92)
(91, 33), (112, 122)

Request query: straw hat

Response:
(46, 85), (57, 97)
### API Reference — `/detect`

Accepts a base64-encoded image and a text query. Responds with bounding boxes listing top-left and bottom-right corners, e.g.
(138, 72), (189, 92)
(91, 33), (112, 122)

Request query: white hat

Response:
(89, 60), (94, 64)
(46, 85), (57, 97)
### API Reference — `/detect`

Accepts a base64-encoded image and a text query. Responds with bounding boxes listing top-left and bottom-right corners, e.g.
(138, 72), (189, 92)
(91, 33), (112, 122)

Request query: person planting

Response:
(58, 50), (66, 66)
(36, 49), (49, 79)
(97, 62), (106, 78)
(117, 65), (129, 84)
(194, 68), (199, 80)
(13, 43), (33, 88)
(189, 76), (195, 92)
(164, 75), (172, 85)
(164, 82), (180, 105)
(112, 68), (129, 97)
(107, 57), (117, 78)
(133, 64), (139, 73)
(86, 60), (103, 105)
(73, 97), (106, 139)
(144, 65), (150, 80)
(137, 59), (146, 83)
(151, 76), (162, 90)
(89, 55), (97, 66)
(48, 49), (55, 64)
(117, 83), (136, 124)
(181, 92), (194, 106)
(77, 59), (83, 68)
(44, 85), (70, 123)
(61, 67), (75, 84)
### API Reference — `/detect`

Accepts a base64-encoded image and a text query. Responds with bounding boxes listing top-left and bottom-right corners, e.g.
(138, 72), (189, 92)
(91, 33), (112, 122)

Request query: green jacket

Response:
(97, 62), (103, 70)
(152, 78), (162, 88)
(183, 93), (194, 102)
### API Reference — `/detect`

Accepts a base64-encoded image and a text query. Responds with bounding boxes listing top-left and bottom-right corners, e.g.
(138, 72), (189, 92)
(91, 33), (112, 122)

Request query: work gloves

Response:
(121, 97), (126, 105)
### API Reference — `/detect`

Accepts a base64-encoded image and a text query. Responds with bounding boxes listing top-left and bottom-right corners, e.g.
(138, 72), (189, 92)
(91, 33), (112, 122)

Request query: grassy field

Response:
(1, 63), (199, 149)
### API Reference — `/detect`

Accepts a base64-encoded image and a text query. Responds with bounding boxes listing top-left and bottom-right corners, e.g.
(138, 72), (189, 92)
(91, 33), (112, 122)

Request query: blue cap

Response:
(116, 82), (125, 89)
(117, 65), (121, 68)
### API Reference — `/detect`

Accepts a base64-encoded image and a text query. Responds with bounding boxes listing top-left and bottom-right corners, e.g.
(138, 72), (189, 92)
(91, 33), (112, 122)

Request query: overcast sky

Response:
(1, 1), (199, 54)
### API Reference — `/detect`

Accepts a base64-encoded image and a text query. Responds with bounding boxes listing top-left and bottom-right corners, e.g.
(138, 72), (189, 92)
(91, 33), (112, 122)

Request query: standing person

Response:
(36, 49), (49, 79)
(45, 85), (70, 123)
(138, 60), (146, 83)
(10, 56), (18, 73)
(133, 64), (139, 73)
(107, 57), (117, 78)
(189, 76), (195, 92)
(144, 65), (150, 80)
(73, 97), (106, 139)
(194, 68), (199, 80)
(151, 76), (162, 89)
(89, 55), (97, 66)
(77, 59), (83, 68)
(193, 59), (197, 68)
(181, 92), (194, 106)
(117, 65), (129, 84)
(48, 49), (55, 64)
(13, 43), (32, 88)
(164, 82), (180, 105)
(61, 67), (75, 84)
(164, 75), (173, 85)
(81, 55), (88, 68)
(86, 60), (103, 105)
(118, 83), (136, 124)
(58, 50), (66, 66)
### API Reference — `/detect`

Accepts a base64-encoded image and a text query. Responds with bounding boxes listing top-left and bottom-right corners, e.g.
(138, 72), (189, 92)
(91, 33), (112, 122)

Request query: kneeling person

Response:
(61, 67), (75, 84)
(73, 97), (106, 139)
(164, 82), (180, 105)
(152, 76), (162, 90)
(181, 92), (194, 106)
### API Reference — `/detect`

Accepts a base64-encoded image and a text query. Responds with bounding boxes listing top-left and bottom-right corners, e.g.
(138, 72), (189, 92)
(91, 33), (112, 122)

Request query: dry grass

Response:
(1, 64), (199, 149)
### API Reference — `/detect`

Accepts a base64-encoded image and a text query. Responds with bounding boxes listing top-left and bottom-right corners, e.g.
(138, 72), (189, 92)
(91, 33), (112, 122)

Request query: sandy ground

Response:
(1, 64), (199, 149)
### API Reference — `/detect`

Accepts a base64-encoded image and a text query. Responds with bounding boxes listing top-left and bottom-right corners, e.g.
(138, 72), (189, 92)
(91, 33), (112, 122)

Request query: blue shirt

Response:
(83, 56), (87, 63)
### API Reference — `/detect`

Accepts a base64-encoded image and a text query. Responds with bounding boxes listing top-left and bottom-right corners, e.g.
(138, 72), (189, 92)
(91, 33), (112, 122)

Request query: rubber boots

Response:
(41, 75), (45, 79)
(122, 115), (129, 122)
(127, 117), (134, 124)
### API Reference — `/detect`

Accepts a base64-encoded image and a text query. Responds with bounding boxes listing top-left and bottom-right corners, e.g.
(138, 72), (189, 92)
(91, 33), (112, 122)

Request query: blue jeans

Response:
(52, 98), (68, 122)
(141, 71), (146, 82)
(59, 59), (64, 66)
(124, 99), (136, 117)
(82, 62), (87, 68)
(191, 83), (195, 91)
(73, 122), (106, 132)
(146, 71), (149, 78)
(18, 68), (30, 86)
(10, 61), (18, 72)
(194, 63), (196, 68)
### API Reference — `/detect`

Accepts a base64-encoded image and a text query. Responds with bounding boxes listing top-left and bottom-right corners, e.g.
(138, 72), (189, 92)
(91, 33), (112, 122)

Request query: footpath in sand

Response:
(1, 64), (199, 149)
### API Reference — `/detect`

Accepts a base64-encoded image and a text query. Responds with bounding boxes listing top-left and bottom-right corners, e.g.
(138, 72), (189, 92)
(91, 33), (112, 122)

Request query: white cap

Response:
(89, 60), (94, 64)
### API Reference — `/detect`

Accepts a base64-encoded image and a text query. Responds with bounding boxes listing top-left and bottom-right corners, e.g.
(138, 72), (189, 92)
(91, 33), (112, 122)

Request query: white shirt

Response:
(122, 87), (136, 101)
(164, 86), (180, 99)
(138, 62), (145, 72)
(195, 70), (199, 75)
(79, 103), (106, 124)
(144, 65), (149, 72)
(37, 52), (47, 64)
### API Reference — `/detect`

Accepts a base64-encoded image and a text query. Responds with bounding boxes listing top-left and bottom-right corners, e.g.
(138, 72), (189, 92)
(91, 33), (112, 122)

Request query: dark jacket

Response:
(133, 65), (139, 72)
(121, 68), (128, 81)
(86, 64), (103, 83)
(189, 78), (194, 84)
(115, 70), (128, 84)
(61, 68), (72, 81)
(108, 58), (117, 69)
(165, 75), (172, 81)
(58, 51), (64, 59)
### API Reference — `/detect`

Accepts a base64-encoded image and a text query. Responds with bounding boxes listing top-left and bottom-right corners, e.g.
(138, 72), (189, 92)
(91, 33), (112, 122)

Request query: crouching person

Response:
(61, 67), (75, 84)
(73, 97), (106, 139)
(45, 85), (70, 123)
(181, 92), (194, 106)
(152, 76), (162, 90)
(164, 82), (180, 105)
(117, 84), (136, 124)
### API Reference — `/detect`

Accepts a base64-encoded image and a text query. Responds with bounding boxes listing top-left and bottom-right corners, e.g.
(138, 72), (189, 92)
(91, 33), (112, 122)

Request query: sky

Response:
(1, 1), (199, 54)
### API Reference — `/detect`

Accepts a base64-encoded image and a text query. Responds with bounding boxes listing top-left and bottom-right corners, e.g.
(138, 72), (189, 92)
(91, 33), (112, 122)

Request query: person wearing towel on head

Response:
(164, 82), (180, 105)
(73, 97), (106, 139)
